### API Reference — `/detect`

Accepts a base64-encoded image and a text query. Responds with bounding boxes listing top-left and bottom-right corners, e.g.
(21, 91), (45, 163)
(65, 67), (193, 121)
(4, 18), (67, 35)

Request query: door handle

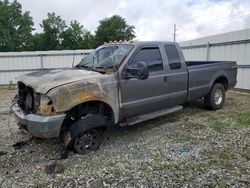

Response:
(164, 76), (168, 82)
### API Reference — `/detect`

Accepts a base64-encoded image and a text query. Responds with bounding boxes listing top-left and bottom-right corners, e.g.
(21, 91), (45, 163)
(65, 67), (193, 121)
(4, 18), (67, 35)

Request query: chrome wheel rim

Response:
(214, 89), (223, 105)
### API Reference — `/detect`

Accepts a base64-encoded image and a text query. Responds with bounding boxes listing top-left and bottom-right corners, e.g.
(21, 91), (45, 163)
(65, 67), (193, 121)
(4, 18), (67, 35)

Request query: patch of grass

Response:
(237, 112), (250, 128)
(63, 160), (105, 177)
(207, 115), (229, 132)
(216, 180), (229, 188)
(190, 163), (203, 173)
(166, 132), (195, 143)
(64, 160), (133, 178)
(154, 149), (167, 169)
(208, 110), (250, 130)
(153, 149), (182, 172)
(212, 121), (228, 132)
(205, 147), (235, 168)
(144, 165), (153, 179)
(34, 174), (51, 187)
(112, 162), (131, 176)
(165, 162), (181, 171)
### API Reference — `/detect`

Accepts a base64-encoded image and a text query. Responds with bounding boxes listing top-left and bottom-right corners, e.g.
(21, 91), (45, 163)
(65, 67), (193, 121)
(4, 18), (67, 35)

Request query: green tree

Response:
(0, 0), (34, 52)
(95, 15), (135, 46)
(60, 21), (96, 50)
(39, 12), (66, 50)
(82, 31), (95, 49)
(29, 33), (43, 51)
(60, 20), (87, 50)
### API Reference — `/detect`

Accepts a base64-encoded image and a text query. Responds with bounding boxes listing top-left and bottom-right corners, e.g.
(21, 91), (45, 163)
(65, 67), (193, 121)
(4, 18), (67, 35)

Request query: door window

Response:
(128, 47), (163, 71)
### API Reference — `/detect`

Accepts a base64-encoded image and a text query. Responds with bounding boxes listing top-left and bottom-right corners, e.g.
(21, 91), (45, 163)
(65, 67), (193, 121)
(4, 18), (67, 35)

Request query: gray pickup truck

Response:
(12, 41), (237, 154)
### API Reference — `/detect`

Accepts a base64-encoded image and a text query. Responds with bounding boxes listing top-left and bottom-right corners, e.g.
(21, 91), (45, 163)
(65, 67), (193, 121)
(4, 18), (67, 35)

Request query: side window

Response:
(164, 45), (182, 70)
(129, 47), (163, 71)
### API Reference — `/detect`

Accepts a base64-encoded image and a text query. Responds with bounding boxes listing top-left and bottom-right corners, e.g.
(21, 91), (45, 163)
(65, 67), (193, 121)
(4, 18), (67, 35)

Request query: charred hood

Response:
(17, 68), (104, 94)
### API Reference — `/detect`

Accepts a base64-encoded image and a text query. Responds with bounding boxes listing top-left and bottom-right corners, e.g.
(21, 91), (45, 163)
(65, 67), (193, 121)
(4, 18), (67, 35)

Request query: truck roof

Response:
(103, 41), (177, 47)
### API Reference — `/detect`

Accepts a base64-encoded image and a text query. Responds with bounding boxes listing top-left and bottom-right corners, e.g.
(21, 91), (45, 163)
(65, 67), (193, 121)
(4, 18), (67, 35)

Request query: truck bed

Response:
(186, 61), (237, 100)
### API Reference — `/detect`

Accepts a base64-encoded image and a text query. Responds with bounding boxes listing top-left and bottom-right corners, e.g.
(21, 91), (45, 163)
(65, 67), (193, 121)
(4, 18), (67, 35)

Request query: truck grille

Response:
(17, 82), (39, 114)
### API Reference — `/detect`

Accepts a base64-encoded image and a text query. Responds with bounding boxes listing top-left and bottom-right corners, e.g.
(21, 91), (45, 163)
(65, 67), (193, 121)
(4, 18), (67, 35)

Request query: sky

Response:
(17, 0), (250, 42)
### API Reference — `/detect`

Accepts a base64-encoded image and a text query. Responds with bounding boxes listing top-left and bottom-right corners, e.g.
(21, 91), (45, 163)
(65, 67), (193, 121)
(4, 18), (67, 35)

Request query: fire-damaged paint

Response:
(46, 74), (120, 123)
(17, 68), (107, 94)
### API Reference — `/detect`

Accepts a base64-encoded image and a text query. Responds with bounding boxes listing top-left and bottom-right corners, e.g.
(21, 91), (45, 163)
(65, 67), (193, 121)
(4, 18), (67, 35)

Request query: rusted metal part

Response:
(38, 99), (56, 116)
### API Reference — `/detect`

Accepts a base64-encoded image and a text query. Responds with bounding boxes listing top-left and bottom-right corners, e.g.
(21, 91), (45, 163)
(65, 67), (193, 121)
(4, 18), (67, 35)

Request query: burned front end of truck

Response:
(11, 43), (133, 154)
(12, 81), (66, 138)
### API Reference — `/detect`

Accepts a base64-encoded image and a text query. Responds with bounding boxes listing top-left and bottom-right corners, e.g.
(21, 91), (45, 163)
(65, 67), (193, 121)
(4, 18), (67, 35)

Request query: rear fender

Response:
(209, 71), (229, 91)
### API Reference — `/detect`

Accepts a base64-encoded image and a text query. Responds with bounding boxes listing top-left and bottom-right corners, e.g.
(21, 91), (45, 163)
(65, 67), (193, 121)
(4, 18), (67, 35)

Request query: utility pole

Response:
(173, 24), (177, 42)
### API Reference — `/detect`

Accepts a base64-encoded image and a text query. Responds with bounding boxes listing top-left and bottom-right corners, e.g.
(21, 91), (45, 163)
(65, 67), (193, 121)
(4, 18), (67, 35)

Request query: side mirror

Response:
(137, 61), (149, 80)
(124, 61), (149, 80)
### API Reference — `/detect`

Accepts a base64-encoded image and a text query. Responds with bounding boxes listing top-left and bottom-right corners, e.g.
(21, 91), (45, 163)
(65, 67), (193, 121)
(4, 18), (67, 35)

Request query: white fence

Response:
(1, 38), (250, 90)
(0, 49), (91, 86)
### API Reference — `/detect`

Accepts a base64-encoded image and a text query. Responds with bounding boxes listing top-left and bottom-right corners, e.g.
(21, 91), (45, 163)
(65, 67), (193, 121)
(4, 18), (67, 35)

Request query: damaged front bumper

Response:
(11, 104), (66, 138)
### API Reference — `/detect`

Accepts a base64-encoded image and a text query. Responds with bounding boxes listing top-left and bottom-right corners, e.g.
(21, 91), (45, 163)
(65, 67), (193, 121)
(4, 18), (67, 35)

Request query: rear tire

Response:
(204, 83), (225, 110)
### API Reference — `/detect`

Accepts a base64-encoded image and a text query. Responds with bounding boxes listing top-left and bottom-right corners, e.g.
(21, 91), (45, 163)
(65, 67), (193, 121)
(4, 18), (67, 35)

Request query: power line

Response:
(177, 13), (250, 35)
(177, 10), (250, 34)
(169, 10), (250, 42)
(191, 10), (250, 26)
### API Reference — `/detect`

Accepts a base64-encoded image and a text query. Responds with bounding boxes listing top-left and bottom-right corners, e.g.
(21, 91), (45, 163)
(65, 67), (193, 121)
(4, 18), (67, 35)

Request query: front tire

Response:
(74, 129), (101, 155)
(67, 114), (107, 154)
(204, 83), (225, 110)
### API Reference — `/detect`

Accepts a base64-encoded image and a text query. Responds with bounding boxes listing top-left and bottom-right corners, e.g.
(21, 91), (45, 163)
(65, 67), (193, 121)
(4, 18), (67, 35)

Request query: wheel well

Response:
(214, 76), (229, 90)
(61, 101), (114, 131)
(69, 101), (114, 121)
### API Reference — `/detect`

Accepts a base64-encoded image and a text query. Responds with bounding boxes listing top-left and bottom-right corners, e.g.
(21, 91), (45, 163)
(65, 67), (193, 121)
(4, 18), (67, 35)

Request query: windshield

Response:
(76, 44), (133, 70)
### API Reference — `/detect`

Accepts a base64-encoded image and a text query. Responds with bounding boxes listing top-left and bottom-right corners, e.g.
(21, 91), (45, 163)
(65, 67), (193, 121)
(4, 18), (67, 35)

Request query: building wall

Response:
(179, 28), (250, 90)
(0, 50), (91, 85)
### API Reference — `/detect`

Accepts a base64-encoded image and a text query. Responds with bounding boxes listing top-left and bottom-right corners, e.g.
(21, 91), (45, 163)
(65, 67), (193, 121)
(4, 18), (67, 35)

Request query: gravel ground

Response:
(0, 89), (250, 187)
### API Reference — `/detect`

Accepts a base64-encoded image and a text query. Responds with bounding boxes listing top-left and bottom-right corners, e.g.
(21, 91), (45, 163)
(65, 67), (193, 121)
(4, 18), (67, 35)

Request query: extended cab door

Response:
(162, 44), (188, 106)
(120, 45), (172, 118)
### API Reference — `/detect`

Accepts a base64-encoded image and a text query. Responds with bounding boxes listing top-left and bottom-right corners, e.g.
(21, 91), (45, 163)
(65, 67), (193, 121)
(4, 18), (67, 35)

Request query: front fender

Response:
(47, 76), (120, 123)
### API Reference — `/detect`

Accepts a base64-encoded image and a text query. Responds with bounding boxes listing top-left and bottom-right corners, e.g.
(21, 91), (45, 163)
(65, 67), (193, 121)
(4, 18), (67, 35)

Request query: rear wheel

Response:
(204, 83), (225, 110)
(74, 129), (101, 155)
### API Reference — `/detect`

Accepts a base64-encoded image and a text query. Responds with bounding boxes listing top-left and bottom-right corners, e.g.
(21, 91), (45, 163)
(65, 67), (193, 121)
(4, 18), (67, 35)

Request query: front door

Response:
(120, 46), (169, 118)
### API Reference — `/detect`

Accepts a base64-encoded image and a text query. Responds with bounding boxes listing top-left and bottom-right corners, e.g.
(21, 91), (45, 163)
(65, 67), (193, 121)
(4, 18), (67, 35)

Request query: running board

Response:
(127, 105), (183, 126)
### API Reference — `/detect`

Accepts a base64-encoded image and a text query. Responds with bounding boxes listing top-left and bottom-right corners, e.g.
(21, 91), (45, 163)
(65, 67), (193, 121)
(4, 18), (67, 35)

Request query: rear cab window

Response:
(164, 45), (182, 70)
